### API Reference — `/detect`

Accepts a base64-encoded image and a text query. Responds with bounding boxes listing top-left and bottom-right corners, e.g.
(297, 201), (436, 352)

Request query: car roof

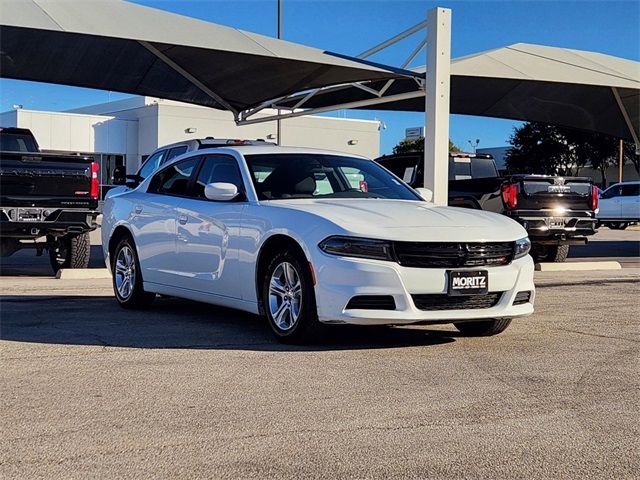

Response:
(198, 145), (369, 158)
(155, 138), (275, 151)
(607, 181), (640, 186)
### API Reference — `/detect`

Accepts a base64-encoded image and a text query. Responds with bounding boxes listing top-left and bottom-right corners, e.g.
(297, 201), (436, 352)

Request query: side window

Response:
(138, 150), (166, 179)
(601, 186), (621, 199)
(620, 184), (640, 196)
(193, 155), (244, 199)
(148, 157), (199, 196)
(165, 145), (189, 163)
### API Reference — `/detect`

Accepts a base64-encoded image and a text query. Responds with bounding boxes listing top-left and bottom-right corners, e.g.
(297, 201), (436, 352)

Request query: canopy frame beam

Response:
(139, 41), (239, 115)
(236, 23), (428, 124)
(611, 87), (640, 146)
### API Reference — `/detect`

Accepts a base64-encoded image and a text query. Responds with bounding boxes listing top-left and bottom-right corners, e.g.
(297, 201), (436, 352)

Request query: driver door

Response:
(173, 154), (246, 298)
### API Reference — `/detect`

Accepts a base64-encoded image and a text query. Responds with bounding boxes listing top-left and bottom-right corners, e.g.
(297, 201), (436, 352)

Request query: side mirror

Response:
(204, 182), (239, 201)
(112, 166), (127, 185)
(415, 187), (433, 202)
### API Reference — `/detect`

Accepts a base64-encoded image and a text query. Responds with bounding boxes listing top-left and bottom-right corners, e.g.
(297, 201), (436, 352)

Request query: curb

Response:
(56, 268), (112, 280)
(535, 261), (622, 272)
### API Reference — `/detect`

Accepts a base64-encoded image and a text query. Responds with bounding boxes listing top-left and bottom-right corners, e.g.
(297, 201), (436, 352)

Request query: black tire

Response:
(261, 249), (323, 344)
(547, 244), (569, 262)
(531, 244), (569, 263)
(454, 318), (512, 336)
(111, 236), (155, 309)
(49, 232), (91, 273)
(609, 222), (628, 230)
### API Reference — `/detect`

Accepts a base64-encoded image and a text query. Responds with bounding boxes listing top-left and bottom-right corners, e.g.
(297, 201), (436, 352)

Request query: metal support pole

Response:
(618, 139), (624, 183)
(424, 7), (451, 206)
(277, 0), (282, 146)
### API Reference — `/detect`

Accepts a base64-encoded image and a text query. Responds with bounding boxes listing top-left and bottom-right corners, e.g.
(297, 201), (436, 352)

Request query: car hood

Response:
(267, 198), (527, 242)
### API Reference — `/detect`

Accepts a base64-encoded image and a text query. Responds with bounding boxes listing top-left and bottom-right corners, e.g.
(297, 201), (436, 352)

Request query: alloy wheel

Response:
(115, 245), (136, 300)
(268, 261), (303, 331)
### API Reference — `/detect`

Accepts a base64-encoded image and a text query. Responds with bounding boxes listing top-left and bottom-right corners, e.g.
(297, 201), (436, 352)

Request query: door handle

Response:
(178, 214), (188, 225)
(134, 205), (143, 214)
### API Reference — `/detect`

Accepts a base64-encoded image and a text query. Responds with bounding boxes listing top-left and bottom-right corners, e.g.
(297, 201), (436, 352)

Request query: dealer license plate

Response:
(548, 217), (565, 229)
(17, 208), (42, 222)
(448, 270), (489, 296)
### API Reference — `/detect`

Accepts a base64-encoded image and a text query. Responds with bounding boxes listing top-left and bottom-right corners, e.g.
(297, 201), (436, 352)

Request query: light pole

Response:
(276, 0), (282, 146)
(468, 138), (480, 153)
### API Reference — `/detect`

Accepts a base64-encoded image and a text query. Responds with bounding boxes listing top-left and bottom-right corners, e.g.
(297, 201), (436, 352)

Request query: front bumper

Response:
(313, 254), (535, 325)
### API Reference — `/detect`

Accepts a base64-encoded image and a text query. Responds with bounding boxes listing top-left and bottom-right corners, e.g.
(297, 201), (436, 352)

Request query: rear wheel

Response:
(48, 233), (91, 273)
(112, 236), (155, 309)
(454, 318), (512, 336)
(262, 249), (323, 344)
(531, 243), (569, 263)
(608, 222), (628, 230)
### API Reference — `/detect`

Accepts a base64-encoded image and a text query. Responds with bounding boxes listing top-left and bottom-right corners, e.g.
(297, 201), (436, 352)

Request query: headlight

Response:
(318, 236), (393, 261)
(514, 237), (531, 259)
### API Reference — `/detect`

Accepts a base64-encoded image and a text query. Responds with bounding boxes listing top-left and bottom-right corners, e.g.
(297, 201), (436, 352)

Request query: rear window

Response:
(471, 158), (498, 178)
(0, 132), (38, 152)
(522, 180), (591, 195)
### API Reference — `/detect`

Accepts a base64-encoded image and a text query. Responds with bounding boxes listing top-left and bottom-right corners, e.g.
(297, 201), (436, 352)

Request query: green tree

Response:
(505, 123), (586, 175)
(506, 122), (638, 184)
(393, 137), (460, 154)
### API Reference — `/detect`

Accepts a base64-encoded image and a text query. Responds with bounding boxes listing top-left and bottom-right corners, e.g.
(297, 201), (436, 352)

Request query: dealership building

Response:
(0, 96), (381, 196)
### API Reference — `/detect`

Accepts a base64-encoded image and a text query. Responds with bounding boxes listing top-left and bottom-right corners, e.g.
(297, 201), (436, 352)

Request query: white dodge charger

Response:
(102, 145), (534, 343)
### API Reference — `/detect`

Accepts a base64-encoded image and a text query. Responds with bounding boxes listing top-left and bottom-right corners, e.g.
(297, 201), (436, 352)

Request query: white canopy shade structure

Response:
(270, 43), (640, 144)
(0, 0), (418, 118)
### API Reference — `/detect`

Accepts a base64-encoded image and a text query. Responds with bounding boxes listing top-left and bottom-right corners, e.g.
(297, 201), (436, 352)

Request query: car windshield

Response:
(244, 153), (420, 201)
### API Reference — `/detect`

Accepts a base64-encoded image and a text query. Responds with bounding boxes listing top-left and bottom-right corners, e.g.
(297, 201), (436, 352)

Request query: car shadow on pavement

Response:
(0, 295), (455, 351)
(568, 240), (640, 258)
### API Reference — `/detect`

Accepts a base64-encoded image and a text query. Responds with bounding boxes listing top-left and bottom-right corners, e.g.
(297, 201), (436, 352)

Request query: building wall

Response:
(4, 96), (380, 175)
(3, 109), (138, 160)
(154, 102), (379, 159)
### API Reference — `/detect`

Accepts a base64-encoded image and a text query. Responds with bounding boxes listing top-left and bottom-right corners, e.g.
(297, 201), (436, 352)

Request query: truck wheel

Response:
(49, 233), (91, 273)
(454, 319), (512, 336)
(609, 222), (628, 230)
(531, 244), (569, 263)
(112, 237), (155, 309)
(546, 244), (569, 262)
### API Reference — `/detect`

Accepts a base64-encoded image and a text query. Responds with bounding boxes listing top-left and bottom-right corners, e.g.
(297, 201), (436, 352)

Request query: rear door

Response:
(620, 183), (640, 219)
(598, 185), (622, 219)
(173, 154), (246, 297)
(130, 156), (200, 286)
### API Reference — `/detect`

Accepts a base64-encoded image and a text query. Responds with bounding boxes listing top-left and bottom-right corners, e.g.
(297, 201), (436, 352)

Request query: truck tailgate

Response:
(514, 176), (593, 211)
(0, 152), (97, 209)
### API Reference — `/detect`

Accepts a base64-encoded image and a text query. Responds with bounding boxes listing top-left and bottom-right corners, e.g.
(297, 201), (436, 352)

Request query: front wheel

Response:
(262, 250), (323, 344)
(48, 233), (91, 273)
(454, 319), (512, 336)
(112, 237), (155, 309)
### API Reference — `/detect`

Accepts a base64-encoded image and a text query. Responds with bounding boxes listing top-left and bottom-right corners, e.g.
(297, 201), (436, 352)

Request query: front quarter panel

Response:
(238, 204), (348, 304)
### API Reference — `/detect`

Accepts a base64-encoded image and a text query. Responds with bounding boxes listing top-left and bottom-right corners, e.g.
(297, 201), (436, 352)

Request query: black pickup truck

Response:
(0, 127), (99, 273)
(376, 151), (599, 262)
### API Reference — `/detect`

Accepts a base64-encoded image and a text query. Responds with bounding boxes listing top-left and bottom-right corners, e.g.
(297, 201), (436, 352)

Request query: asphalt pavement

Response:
(1, 249), (639, 478)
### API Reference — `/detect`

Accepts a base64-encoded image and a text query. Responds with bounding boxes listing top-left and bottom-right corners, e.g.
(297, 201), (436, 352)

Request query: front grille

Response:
(412, 292), (503, 311)
(393, 242), (514, 268)
(513, 291), (532, 305)
(345, 295), (396, 310)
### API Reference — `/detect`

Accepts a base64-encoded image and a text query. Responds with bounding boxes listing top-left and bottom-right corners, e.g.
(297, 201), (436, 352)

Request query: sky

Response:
(1, 0), (638, 154)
